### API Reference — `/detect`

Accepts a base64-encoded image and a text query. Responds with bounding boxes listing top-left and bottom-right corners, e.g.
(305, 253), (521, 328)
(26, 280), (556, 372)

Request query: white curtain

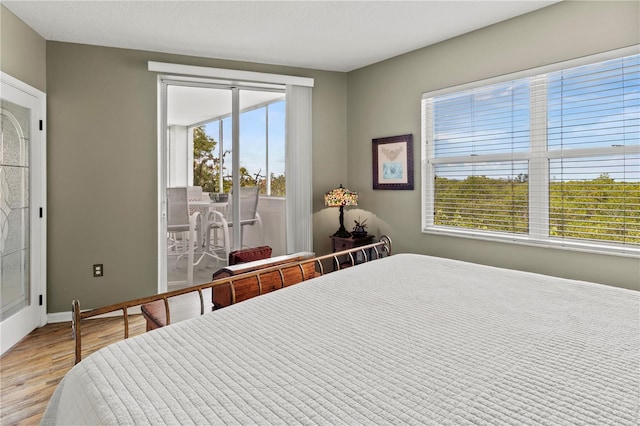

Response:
(285, 84), (313, 253)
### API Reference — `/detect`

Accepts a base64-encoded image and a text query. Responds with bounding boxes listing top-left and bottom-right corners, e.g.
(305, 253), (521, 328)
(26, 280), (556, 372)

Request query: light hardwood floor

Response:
(0, 315), (146, 425)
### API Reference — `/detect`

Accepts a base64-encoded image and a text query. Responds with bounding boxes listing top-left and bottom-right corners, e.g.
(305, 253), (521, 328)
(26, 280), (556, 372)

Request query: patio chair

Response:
(187, 186), (204, 215)
(167, 187), (203, 286)
(205, 186), (264, 265)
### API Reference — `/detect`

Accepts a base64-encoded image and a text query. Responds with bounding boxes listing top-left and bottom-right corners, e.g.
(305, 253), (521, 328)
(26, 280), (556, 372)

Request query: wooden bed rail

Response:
(72, 236), (391, 364)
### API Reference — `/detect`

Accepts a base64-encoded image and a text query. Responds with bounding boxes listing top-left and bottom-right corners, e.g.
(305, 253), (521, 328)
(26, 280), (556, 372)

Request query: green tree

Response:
(193, 126), (288, 197)
(193, 126), (232, 193)
(434, 172), (639, 245)
(270, 173), (286, 197)
(550, 173), (639, 244)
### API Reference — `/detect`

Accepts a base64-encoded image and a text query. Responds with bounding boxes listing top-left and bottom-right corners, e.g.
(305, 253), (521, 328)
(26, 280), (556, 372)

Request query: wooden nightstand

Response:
(330, 235), (375, 269)
(330, 234), (374, 252)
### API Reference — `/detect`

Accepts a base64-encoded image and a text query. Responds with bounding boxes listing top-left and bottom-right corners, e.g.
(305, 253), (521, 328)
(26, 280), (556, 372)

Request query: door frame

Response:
(0, 72), (47, 355)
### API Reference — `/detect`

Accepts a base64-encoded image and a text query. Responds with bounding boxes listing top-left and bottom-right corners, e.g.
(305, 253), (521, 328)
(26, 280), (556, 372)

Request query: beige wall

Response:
(346, 1), (640, 290)
(0, 5), (46, 91)
(46, 42), (347, 311)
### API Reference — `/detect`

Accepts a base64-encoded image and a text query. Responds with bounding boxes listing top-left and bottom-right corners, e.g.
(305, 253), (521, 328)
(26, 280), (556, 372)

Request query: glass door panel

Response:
(1, 99), (30, 321)
(165, 85), (231, 288)
(238, 90), (286, 253)
(0, 75), (45, 355)
(267, 100), (286, 197)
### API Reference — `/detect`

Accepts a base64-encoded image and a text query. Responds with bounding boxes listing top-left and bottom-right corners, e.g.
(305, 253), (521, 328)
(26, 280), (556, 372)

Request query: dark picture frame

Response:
(372, 134), (414, 190)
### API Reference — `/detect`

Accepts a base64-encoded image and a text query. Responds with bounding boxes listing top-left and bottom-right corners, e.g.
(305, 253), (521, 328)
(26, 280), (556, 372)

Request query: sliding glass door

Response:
(161, 80), (287, 289)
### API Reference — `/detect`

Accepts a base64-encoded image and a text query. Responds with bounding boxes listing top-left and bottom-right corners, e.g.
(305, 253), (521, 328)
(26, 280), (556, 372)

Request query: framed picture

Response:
(372, 134), (414, 190)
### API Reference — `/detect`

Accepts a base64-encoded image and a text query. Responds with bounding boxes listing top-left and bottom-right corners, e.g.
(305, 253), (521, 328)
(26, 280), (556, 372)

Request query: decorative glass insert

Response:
(0, 99), (31, 321)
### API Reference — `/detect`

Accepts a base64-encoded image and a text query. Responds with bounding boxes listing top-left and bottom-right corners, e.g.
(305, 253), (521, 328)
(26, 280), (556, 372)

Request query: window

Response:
(422, 50), (639, 254)
(192, 99), (286, 197)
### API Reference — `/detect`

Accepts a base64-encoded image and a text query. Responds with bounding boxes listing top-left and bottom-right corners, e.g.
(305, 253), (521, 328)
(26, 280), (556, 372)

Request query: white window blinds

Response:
(423, 50), (640, 253)
(547, 55), (640, 245)
(285, 84), (313, 253)
(433, 79), (530, 158)
(547, 55), (638, 151)
(429, 79), (531, 235)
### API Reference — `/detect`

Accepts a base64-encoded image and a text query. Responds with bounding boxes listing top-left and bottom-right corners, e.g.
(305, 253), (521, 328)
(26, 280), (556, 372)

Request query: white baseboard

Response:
(47, 311), (72, 323)
(47, 306), (143, 324)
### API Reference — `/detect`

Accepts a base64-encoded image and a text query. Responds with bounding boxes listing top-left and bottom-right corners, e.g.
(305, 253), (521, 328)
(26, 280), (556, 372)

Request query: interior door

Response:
(0, 74), (46, 355)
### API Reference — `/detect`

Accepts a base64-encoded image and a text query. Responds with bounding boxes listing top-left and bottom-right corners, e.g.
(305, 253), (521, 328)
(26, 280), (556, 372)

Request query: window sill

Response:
(422, 226), (640, 258)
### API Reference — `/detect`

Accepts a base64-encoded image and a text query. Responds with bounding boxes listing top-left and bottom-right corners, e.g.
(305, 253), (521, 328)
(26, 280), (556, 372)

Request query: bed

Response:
(43, 253), (639, 425)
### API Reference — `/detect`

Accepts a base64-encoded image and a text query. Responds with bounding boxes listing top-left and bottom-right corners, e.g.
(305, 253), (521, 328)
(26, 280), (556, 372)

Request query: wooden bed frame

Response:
(71, 236), (392, 364)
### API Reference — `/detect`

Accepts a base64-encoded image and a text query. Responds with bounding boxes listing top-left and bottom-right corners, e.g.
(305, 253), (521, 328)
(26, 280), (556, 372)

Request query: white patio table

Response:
(188, 200), (228, 250)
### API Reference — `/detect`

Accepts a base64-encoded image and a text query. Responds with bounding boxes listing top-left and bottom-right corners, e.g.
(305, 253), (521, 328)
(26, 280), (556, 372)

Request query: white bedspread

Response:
(42, 254), (639, 425)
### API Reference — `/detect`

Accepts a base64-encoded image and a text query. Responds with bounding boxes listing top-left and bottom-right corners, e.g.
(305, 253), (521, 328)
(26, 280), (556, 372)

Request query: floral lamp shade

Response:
(324, 184), (358, 207)
(324, 184), (358, 237)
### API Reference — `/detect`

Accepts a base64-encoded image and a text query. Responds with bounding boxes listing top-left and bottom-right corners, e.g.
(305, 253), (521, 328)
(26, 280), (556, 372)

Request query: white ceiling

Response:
(4, 0), (559, 73)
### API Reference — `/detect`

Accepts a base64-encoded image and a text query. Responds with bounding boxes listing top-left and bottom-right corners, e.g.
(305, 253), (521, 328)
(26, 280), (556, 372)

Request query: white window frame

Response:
(421, 46), (640, 257)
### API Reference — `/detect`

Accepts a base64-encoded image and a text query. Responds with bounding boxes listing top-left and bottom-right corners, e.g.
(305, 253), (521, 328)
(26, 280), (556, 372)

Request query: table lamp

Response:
(324, 184), (358, 238)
